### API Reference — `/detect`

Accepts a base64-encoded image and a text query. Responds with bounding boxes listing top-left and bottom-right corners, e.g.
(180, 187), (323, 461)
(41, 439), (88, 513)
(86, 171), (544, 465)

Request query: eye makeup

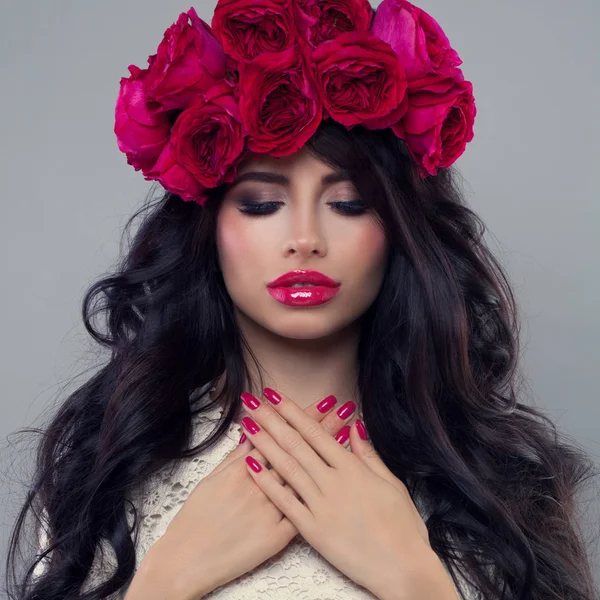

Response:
(237, 199), (367, 217)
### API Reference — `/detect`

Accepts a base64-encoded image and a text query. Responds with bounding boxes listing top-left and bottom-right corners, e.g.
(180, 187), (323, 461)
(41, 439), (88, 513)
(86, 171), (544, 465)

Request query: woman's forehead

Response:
(237, 147), (330, 176)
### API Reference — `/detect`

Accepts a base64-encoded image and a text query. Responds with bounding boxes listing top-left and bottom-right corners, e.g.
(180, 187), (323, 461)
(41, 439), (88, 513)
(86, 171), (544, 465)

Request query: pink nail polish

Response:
(239, 433), (247, 444)
(317, 395), (337, 413)
(241, 416), (260, 434)
(246, 456), (262, 473)
(336, 401), (356, 420)
(241, 392), (261, 410)
(335, 425), (350, 444)
(356, 419), (368, 441)
(263, 388), (282, 405)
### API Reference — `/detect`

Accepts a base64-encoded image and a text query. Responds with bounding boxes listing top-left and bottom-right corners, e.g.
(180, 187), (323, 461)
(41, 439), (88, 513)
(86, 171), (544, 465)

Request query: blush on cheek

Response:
(217, 210), (248, 258)
(217, 212), (263, 280)
(361, 225), (388, 263)
(220, 224), (244, 256)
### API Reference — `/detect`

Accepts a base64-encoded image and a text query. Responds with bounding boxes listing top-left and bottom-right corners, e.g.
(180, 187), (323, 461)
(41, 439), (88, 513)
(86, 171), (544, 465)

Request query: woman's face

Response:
(216, 146), (388, 340)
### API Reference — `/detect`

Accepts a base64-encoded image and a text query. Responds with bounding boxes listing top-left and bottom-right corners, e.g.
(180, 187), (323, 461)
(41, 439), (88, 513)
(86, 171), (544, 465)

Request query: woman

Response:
(5, 2), (598, 599)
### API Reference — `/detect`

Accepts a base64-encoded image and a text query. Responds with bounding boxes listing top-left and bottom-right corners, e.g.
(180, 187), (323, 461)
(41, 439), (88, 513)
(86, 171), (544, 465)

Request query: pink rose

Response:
(294, 0), (373, 48)
(114, 65), (171, 172)
(144, 8), (227, 112)
(237, 44), (322, 156)
(146, 81), (247, 204)
(393, 71), (476, 177)
(371, 0), (462, 81)
(313, 31), (408, 129)
(212, 0), (297, 63)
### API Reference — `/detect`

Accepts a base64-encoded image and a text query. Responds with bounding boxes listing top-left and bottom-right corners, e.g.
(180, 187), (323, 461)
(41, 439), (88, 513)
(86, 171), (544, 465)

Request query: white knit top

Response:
(33, 382), (482, 599)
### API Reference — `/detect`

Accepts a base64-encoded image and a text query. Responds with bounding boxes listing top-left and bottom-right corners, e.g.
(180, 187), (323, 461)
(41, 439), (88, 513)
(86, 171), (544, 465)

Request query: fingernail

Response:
(246, 456), (262, 473)
(263, 388), (281, 405)
(356, 419), (368, 441)
(241, 416), (260, 434)
(335, 425), (350, 444)
(239, 433), (247, 444)
(317, 395), (337, 413)
(336, 401), (356, 420)
(241, 392), (261, 410)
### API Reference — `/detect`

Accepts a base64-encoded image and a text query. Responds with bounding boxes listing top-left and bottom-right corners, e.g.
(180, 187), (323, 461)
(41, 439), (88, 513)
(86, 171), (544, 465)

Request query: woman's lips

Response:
(267, 269), (340, 287)
(267, 285), (340, 306)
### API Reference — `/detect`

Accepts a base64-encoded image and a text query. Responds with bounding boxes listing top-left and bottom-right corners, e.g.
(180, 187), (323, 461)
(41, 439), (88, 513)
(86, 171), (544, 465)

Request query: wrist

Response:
(371, 548), (458, 600)
(131, 541), (209, 600)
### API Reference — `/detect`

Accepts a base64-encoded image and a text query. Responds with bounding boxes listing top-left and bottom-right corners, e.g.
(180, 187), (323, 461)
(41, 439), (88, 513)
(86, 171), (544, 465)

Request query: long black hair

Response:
(5, 119), (599, 599)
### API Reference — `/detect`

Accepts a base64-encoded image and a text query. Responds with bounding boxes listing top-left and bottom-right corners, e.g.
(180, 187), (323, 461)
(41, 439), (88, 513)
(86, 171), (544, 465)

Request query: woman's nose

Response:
(284, 214), (327, 258)
(285, 236), (326, 258)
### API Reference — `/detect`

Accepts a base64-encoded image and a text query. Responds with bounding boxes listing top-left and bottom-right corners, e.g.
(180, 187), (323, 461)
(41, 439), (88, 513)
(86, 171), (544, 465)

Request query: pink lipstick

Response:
(267, 269), (341, 307)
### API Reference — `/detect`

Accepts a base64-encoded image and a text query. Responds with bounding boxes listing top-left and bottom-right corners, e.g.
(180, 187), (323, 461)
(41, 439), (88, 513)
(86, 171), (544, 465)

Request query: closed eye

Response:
(238, 200), (367, 217)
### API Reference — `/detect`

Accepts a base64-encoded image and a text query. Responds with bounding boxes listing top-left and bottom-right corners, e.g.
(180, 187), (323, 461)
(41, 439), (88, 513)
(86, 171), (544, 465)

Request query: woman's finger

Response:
(210, 391), (353, 481)
(244, 454), (315, 530)
(240, 412), (323, 506)
(238, 391), (354, 473)
(260, 388), (354, 472)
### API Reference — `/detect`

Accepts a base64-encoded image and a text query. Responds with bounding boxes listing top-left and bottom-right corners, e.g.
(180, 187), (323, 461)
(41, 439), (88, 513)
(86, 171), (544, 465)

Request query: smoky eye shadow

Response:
(235, 190), (281, 204)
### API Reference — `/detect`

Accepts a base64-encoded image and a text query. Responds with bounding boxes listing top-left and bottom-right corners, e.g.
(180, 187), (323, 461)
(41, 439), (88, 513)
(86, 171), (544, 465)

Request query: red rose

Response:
(392, 71), (476, 177)
(212, 0), (297, 63)
(144, 7), (227, 112)
(294, 0), (373, 48)
(145, 145), (209, 204)
(371, 0), (462, 81)
(146, 81), (247, 204)
(237, 44), (322, 156)
(114, 65), (171, 172)
(313, 31), (408, 129)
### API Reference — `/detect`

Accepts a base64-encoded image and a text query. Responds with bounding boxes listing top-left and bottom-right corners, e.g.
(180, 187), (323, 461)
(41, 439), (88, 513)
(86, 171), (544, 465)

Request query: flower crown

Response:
(115, 0), (476, 206)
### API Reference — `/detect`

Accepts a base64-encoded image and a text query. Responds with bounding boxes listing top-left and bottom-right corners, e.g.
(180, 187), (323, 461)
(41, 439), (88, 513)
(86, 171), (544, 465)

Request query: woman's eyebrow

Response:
(228, 170), (351, 189)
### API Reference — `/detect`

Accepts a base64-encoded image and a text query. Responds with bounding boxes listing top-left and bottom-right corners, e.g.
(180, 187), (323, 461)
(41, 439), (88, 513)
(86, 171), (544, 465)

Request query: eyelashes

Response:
(237, 200), (367, 217)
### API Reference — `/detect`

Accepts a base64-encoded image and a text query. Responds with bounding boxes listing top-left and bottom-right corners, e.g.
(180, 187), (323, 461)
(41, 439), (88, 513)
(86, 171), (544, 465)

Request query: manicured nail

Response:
(317, 395), (337, 413)
(241, 392), (261, 410)
(335, 425), (350, 444)
(246, 456), (262, 473)
(239, 433), (247, 444)
(241, 416), (260, 434)
(356, 419), (368, 441)
(336, 401), (356, 420)
(263, 388), (281, 405)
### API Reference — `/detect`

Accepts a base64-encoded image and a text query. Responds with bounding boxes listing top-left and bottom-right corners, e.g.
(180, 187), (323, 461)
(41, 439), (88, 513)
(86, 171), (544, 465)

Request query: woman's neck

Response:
(218, 311), (363, 413)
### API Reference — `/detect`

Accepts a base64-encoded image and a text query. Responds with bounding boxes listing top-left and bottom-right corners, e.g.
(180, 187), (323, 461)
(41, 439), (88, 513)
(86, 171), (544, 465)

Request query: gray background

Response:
(1, 0), (599, 589)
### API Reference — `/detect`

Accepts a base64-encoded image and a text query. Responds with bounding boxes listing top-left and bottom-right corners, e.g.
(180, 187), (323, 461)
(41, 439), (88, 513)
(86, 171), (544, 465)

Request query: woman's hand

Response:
(209, 391), (358, 480)
(128, 393), (357, 600)
(240, 388), (458, 600)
